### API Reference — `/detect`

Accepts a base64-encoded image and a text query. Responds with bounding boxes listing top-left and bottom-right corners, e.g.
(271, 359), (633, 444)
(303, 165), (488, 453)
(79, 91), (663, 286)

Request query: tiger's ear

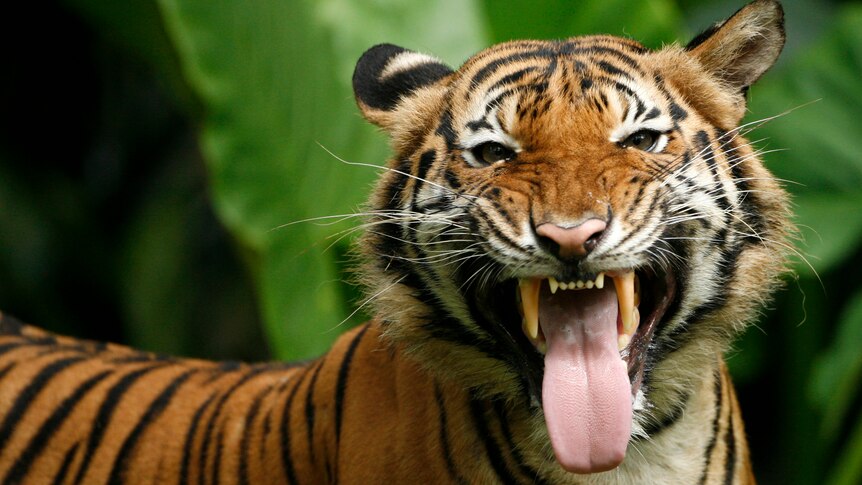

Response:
(685, 0), (785, 94)
(353, 44), (453, 131)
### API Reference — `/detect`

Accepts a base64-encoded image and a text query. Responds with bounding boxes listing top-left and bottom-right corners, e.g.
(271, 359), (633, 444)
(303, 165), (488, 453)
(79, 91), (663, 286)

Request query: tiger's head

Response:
(353, 0), (790, 474)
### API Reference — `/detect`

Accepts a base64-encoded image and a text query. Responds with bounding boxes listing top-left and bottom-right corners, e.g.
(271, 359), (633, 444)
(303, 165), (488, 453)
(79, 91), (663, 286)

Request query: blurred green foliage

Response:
(0, 0), (860, 483)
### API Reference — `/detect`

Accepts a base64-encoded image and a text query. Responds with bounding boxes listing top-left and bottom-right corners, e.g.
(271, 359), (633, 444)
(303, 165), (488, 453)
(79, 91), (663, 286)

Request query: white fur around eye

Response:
(607, 90), (674, 152)
(460, 117), (522, 167)
(651, 133), (670, 153)
(461, 136), (520, 167)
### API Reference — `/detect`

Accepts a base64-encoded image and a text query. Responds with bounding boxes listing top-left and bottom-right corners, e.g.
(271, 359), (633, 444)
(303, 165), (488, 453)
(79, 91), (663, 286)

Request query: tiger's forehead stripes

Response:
(463, 37), (649, 91)
(451, 46), (678, 124)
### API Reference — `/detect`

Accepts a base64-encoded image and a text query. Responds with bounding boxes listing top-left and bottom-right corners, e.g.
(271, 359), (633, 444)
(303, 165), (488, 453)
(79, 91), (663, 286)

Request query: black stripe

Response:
(613, 80), (637, 101)
(640, 390), (691, 436)
(52, 441), (82, 485)
(581, 45), (645, 74)
(698, 372), (724, 485)
(489, 66), (540, 92)
(479, 214), (527, 255)
(466, 119), (493, 132)
(543, 56), (558, 77)
(420, 319), (499, 362)
(493, 401), (548, 485)
(669, 101), (688, 122)
(279, 371), (307, 485)
(197, 368), (268, 485)
(73, 364), (168, 485)
(2, 370), (112, 484)
(0, 356), (84, 451)
(434, 386), (468, 485)
(436, 109), (457, 150)
(652, 73), (689, 123)
(238, 383), (275, 485)
(377, 168), (409, 212)
(720, 130), (766, 242)
(643, 106), (661, 121)
(489, 199), (517, 228)
(179, 391), (219, 485)
(413, 150), (437, 197)
(261, 409), (273, 464)
(468, 399), (520, 485)
(304, 360), (324, 466)
(695, 130), (733, 215)
(107, 370), (195, 485)
(598, 60), (628, 77)
(0, 363), (14, 383)
(610, 185), (664, 251)
(109, 353), (171, 365)
(657, 242), (741, 356)
(211, 428), (226, 485)
(334, 325), (370, 445)
(722, 390), (737, 485)
(444, 169), (462, 189)
(470, 48), (558, 88)
(633, 96), (648, 120)
(559, 39), (648, 72)
(0, 337), (59, 356)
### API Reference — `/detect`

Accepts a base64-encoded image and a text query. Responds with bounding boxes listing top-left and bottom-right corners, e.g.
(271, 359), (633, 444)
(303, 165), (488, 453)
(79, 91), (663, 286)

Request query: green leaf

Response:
(791, 193), (862, 275)
(826, 411), (862, 485)
(748, 5), (862, 275)
(157, 0), (486, 359)
(809, 290), (862, 440)
(482, 0), (685, 46)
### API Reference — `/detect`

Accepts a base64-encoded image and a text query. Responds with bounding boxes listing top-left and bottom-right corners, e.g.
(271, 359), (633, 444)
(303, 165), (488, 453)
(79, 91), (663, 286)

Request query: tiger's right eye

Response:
(472, 142), (515, 165)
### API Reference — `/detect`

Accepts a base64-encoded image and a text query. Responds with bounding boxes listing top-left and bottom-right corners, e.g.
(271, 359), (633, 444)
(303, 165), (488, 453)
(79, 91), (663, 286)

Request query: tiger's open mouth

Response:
(513, 268), (676, 473)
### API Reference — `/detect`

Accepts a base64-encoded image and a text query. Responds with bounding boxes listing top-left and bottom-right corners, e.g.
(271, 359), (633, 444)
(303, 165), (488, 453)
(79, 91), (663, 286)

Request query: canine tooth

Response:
(585, 280), (594, 289)
(617, 333), (631, 351)
(614, 271), (637, 336)
(595, 272), (605, 289)
(518, 278), (541, 340)
(548, 277), (559, 294)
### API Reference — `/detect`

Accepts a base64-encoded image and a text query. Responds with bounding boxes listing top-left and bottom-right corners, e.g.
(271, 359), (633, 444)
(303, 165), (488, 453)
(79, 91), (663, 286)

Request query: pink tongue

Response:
(539, 284), (632, 474)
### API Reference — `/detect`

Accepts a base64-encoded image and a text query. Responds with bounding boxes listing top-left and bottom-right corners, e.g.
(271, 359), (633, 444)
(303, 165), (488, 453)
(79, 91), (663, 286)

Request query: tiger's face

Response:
(354, 0), (789, 475)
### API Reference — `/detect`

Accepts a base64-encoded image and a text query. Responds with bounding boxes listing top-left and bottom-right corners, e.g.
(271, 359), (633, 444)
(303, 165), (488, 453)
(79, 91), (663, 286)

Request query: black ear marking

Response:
(685, 23), (721, 51)
(352, 44), (453, 112)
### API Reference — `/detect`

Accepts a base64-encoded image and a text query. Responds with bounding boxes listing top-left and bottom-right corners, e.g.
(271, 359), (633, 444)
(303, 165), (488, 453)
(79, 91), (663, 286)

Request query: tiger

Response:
(0, 0), (790, 483)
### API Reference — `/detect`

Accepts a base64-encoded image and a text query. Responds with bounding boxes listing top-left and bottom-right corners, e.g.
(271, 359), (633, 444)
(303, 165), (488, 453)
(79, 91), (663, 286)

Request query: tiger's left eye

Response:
(620, 129), (661, 151)
(473, 142), (515, 165)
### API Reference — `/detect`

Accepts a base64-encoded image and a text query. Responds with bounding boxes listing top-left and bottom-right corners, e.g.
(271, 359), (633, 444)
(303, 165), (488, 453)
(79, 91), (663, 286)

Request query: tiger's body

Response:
(0, 1), (790, 483)
(0, 314), (748, 484)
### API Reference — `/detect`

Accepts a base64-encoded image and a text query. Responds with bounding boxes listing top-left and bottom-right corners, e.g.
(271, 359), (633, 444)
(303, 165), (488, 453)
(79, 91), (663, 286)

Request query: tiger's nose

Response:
(536, 219), (607, 260)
